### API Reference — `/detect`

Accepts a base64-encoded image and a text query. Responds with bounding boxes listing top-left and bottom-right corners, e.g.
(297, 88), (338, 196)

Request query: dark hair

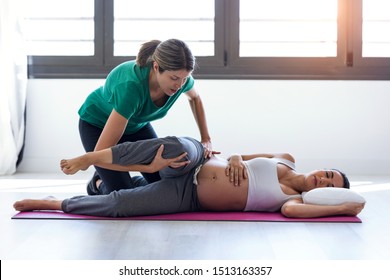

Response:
(332, 169), (350, 189)
(136, 39), (195, 72)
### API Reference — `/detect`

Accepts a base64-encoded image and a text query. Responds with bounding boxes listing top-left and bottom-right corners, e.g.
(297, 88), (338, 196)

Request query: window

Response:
(107, 0), (222, 70)
(362, 0), (390, 57)
(239, 0), (337, 57)
(24, 0), (95, 56)
(25, 0), (390, 80)
(113, 0), (215, 57)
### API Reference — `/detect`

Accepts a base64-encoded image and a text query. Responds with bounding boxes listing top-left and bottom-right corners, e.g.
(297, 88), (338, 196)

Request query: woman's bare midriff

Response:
(196, 156), (248, 211)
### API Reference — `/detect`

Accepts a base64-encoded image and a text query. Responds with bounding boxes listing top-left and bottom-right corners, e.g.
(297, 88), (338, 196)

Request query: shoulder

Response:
(105, 61), (147, 95)
(276, 153), (295, 163)
(109, 60), (136, 74)
(274, 153), (296, 171)
(107, 60), (148, 83)
(182, 76), (195, 93)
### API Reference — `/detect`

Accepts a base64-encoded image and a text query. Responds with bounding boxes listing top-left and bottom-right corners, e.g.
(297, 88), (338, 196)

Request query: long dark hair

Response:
(332, 169), (350, 189)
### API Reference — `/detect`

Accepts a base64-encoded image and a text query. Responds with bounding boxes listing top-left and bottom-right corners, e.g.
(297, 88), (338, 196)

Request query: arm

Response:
(95, 144), (189, 173)
(281, 197), (365, 218)
(61, 144), (190, 175)
(225, 153), (295, 186)
(185, 88), (214, 158)
(92, 109), (135, 171)
(240, 153), (295, 162)
(94, 109), (127, 152)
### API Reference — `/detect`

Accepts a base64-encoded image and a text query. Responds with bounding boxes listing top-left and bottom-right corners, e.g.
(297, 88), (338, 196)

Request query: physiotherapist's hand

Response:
(148, 144), (190, 173)
(201, 140), (219, 158)
(225, 154), (248, 186)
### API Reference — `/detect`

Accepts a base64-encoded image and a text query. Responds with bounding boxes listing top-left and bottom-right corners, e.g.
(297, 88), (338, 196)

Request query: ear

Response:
(152, 61), (159, 72)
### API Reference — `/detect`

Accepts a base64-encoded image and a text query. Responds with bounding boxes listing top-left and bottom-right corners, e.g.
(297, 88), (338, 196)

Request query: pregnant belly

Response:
(196, 157), (248, 211)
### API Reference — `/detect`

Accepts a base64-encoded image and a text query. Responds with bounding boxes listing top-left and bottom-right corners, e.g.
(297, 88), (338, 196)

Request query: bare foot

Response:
(60, 154), (92, 175)
(13, 198), (63, 212)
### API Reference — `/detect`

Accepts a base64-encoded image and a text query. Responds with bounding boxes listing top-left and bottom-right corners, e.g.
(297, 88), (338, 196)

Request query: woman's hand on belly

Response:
(225, 155), (248, 186)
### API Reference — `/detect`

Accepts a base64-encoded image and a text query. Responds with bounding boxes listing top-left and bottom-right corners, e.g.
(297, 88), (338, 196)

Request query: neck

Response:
(149, 69), (164, 101)
(283, 173), (309, 193)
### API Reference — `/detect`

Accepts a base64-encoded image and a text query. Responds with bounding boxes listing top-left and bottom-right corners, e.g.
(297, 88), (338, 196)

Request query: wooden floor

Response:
(1, 172), (390, 260)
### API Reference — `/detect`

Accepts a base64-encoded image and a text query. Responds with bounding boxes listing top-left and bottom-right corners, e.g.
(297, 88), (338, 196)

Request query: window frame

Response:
(350, 0), (390, 78)
(27, 0), (390, 80)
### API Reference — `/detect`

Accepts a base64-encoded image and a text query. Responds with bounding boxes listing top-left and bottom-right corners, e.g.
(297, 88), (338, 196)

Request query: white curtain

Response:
(0, 0), (27, 175)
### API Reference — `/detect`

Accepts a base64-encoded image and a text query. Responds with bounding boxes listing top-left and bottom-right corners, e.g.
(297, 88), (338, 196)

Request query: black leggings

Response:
(78, 119), (160, 194)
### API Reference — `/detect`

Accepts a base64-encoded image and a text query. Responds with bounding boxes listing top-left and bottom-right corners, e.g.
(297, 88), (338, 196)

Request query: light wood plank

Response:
(1, 174), (390, 260)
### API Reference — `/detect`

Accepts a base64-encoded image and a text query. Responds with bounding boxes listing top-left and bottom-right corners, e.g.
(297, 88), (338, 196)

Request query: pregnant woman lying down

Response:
(13, 136), (365, 218)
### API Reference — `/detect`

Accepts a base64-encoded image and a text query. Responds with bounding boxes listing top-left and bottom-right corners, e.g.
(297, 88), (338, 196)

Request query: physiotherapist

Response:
(77, 39), (214, 195)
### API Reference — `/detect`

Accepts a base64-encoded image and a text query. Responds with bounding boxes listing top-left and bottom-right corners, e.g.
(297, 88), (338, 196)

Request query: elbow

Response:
(281, 204), (296, 218)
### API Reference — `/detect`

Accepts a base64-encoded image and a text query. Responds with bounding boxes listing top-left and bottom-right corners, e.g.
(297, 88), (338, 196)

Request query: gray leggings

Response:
(62, 137), (205, 217)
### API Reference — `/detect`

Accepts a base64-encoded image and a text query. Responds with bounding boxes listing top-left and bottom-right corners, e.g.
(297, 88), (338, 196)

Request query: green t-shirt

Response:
(78, 60), (194, 134)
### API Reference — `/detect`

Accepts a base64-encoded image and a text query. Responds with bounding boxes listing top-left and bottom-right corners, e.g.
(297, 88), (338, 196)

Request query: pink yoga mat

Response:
(12, 211), (362, 223)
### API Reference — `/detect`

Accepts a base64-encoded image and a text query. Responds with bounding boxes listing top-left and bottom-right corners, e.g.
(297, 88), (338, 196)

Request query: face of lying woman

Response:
(305, 169), (344, 189)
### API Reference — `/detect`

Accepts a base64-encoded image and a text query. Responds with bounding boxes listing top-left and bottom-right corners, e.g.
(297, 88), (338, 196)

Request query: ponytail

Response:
(136, 39), (195, 72)
(136, 40), (161, 67)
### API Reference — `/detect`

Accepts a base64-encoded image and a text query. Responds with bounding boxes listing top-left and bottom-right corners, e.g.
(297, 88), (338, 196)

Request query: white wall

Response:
(17, 79), (390, 175)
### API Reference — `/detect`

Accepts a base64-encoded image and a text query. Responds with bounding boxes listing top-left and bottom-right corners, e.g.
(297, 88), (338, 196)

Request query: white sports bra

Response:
(244, 157), (301, 212)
